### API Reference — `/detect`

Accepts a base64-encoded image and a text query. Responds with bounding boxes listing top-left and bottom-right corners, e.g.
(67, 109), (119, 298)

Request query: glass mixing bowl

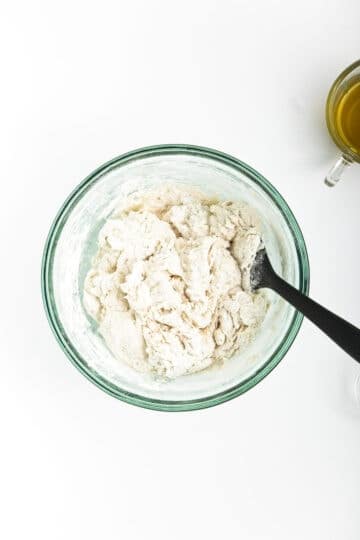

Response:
(42, 145), (309, 411)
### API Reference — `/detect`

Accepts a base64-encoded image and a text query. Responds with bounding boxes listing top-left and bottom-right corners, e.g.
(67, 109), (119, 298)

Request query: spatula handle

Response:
(268, 273), (360, 363)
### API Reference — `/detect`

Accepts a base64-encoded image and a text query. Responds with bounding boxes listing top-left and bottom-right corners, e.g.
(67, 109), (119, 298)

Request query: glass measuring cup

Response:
(325, 59), (360, 187)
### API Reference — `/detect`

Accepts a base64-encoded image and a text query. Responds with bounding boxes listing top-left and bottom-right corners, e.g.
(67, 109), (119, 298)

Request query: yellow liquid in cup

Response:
(334, 80), (360, 158)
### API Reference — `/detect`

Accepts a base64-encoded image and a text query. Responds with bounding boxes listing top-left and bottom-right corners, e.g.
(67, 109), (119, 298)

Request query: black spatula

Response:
(251, 248), (360, 362)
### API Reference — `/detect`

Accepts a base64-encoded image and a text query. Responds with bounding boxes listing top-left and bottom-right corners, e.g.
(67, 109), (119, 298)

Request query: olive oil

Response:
(334, 79), (360, 158)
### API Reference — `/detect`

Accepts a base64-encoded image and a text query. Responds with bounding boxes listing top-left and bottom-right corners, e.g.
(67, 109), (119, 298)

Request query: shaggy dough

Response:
(84, 185), (267, 378)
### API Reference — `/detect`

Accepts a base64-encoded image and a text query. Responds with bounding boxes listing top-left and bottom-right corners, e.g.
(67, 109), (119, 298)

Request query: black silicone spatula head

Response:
(250, 248), (272, 290)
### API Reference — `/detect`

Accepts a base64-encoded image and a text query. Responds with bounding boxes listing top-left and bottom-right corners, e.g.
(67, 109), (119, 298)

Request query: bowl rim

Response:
(41, 144), (310, 411)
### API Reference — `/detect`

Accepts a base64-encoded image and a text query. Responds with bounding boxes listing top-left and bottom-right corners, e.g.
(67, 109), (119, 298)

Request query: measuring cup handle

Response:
(325, 154), (352, 187)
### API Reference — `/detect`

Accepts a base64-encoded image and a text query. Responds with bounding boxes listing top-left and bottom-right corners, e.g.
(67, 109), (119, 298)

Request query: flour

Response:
(83, 185), (267, 379)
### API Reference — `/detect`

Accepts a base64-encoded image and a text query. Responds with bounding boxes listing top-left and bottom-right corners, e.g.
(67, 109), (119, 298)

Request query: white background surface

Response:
(1, 1), (360, 538)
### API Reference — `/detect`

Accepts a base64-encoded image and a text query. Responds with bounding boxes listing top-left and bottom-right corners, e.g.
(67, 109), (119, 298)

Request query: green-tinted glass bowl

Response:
(42, 144), (309, 411)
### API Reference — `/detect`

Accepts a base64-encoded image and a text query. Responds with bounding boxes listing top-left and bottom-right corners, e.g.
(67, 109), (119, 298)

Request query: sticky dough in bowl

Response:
(42, 145), (309, 411)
